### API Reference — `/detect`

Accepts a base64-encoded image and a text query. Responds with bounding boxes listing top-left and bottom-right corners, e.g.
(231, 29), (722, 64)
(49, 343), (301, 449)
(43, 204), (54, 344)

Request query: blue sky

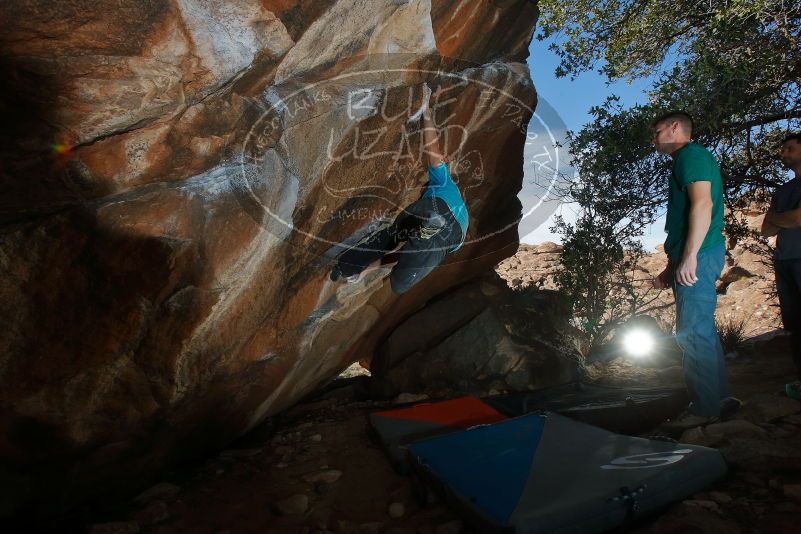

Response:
(520, 36), (668, 251)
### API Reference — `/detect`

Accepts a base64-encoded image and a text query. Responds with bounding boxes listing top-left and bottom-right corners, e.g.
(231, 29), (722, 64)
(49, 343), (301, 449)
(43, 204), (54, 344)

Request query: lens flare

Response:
(51, 144), (72, 156)
(623, 329), (654, 358)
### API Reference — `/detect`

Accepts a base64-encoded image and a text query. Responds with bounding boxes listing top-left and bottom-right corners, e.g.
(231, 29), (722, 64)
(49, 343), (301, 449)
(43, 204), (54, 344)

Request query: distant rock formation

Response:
(497, 234), (781, 338)
(0, 0), (540, 517)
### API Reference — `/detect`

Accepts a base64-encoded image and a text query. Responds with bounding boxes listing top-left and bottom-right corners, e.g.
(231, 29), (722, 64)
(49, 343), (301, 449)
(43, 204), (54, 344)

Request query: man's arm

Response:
(421, 107), (445, 169)
(763, 207), (801, 234)
(675, 181), (713, 286)
(760, 217), (781, 237)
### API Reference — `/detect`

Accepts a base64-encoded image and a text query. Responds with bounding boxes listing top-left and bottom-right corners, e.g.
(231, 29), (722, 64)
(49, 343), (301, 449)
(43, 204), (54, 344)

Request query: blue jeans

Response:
(670, 244), (728, 416)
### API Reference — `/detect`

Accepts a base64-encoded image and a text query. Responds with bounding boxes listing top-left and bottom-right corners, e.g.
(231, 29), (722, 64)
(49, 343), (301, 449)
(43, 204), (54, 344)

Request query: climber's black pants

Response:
(335, 197), (463, 294)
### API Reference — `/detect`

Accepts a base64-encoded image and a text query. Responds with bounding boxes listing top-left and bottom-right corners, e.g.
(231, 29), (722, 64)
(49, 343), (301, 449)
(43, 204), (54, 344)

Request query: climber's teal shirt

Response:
(422, 162), (469, 249)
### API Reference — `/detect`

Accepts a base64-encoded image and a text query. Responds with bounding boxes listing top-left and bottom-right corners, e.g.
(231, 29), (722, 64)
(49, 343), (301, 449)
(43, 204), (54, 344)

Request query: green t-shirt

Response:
(664, 142), (725, 259)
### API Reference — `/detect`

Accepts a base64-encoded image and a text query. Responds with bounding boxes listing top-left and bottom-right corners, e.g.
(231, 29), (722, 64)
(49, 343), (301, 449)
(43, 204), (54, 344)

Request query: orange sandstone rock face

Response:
(0, 0), (538, 516)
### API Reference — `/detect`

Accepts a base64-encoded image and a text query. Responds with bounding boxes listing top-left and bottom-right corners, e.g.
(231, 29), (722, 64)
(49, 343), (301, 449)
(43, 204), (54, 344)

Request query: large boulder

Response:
(371, 274), (584, 397)
(0, 0), (540, 518)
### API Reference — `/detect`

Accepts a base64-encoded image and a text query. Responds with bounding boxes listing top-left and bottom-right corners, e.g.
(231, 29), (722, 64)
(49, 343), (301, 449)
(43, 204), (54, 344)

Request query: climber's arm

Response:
(422, 107), (445, 169)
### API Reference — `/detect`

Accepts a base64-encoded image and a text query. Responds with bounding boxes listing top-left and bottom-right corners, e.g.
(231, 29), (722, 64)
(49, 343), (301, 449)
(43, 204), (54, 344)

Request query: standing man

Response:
(651, 111), (737, 426)
(760, 132), (801, 399)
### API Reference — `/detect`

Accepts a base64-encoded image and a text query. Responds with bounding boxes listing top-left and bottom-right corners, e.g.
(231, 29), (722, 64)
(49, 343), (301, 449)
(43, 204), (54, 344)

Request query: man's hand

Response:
(653, 266), (671, 289)
(675, 253), (698, 286)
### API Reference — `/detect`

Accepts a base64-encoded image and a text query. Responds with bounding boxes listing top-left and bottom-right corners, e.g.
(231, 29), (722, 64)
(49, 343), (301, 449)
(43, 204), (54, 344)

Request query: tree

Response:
(542, 0), (800, 341)
(550, 111), (659, 351)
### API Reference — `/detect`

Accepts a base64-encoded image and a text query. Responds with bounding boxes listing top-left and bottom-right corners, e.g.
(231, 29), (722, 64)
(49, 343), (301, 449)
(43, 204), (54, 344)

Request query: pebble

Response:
(387, 501), (405, 518)
(273, 494), (309, 516)
(310, 434), (323, 442)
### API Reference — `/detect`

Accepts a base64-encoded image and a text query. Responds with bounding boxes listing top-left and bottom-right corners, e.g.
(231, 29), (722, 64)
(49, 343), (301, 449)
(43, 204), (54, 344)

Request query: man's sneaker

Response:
(786, 381), (801, 401)
(719, 396), (743, 419)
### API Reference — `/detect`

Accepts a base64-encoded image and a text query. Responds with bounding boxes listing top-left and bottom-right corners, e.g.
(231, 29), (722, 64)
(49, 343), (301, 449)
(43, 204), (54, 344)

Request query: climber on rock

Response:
(330, 83), (469, 294)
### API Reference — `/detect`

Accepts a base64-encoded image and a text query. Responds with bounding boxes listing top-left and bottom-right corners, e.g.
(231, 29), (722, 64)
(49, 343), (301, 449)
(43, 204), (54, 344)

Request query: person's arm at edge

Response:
(760, 215), (781, 237)
(422, 107), (445, 169)
(675, 181), (713, 286)
(763, 207), (801, 234)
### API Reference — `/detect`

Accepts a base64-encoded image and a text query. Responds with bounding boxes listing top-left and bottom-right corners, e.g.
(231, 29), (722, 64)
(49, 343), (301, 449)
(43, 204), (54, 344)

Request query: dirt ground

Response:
(81, 334), (801, 534)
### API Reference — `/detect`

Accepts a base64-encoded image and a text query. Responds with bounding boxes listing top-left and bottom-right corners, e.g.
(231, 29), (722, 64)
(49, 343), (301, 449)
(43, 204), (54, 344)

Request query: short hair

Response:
(652, 111), (694, 136)
(781, 132), (801, 145)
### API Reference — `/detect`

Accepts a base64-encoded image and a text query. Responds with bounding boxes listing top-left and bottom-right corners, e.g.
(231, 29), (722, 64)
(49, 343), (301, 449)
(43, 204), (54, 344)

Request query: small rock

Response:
(310, 434), (323, 442)
(435, 520), (463, 534)
(274, 445), (294, 455)
(302, 469), (342, 484)
(387, 501), (405, 518)
(783, 484), (801, 503)
(276, 462), (288, 468)
(392, 393), (429, 405)
(134, 482), (181, 503)
(273, 494), (309, 516)
(89, 522), (141, 534)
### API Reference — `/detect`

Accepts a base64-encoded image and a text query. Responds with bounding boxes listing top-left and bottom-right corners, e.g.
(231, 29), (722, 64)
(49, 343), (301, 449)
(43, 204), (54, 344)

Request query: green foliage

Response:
(543, 0), (800, 346)
(717, 316), (748, 353)
(538, 0), (800, 199)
